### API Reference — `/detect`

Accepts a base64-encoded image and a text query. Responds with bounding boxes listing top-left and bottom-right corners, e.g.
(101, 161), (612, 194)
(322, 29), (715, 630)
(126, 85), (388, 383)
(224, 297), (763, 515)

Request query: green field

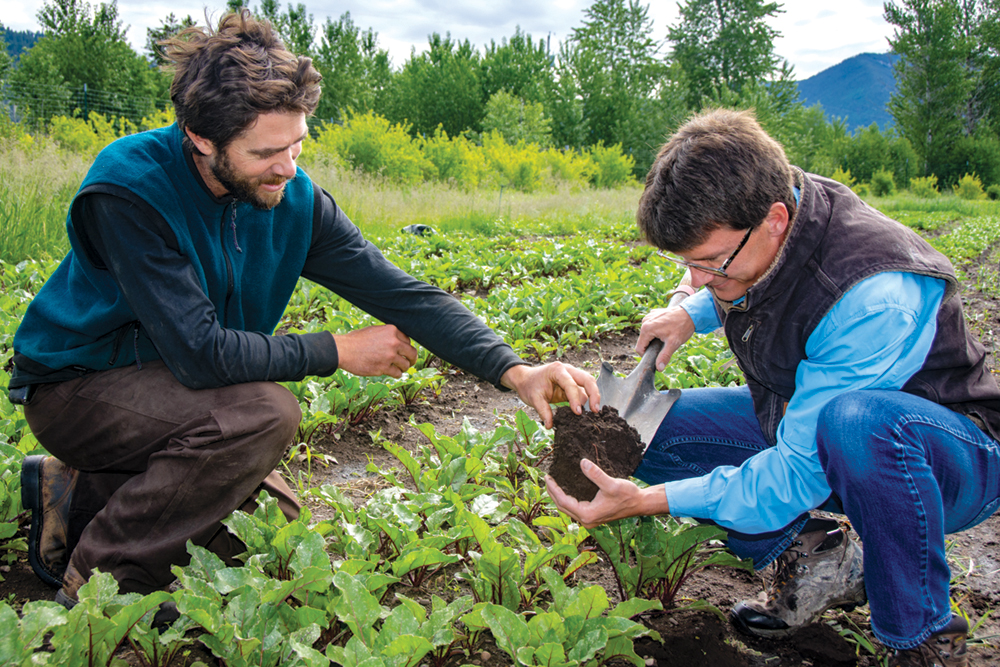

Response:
(1, 140), (999, 665)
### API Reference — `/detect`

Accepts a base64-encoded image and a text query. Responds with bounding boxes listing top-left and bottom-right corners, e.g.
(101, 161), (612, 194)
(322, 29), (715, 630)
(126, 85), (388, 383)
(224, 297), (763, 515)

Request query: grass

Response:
(0, 141), (89, 263)
(0, 142), (643, 263)
(869, 192), (1000, 216)
(301, 156), (643, 237)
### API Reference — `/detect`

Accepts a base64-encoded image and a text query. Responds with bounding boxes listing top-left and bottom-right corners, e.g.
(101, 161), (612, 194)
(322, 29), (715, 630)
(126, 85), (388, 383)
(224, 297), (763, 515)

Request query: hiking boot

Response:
(731, 525), (867, 638)
(889, 615), (969, 667)
(53, 562), (87, 610)
(21, 455), (79, 588)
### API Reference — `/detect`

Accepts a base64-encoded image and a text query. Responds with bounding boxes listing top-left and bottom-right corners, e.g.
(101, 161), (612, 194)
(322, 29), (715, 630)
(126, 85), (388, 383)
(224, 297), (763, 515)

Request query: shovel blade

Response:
(597, 339), (680, 445)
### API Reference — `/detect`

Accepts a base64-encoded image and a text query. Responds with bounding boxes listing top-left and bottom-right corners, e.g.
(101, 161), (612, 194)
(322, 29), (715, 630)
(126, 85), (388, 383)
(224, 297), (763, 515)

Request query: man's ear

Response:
(764, 202), (789, 238)
(184, 127), (216, 157)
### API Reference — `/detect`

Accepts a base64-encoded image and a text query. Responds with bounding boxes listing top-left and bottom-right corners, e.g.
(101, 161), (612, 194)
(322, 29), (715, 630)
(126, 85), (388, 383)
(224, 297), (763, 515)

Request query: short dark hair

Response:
(163, 10), (322, 151)
(637, 108), (796, 252)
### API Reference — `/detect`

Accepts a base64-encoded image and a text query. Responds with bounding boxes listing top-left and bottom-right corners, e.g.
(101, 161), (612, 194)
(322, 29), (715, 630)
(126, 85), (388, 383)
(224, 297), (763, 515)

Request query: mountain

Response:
(3, 28), (44, 61)
(796, 52), (899, 131)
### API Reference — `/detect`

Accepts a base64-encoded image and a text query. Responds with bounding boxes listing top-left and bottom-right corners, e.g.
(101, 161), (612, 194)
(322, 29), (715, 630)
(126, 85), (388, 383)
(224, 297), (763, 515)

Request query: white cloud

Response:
(6, 0), (894, 79)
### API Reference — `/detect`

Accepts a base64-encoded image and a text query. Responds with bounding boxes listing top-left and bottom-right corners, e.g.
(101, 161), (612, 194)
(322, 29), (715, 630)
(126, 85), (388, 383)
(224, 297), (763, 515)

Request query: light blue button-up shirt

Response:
(663, 271), (948, 533)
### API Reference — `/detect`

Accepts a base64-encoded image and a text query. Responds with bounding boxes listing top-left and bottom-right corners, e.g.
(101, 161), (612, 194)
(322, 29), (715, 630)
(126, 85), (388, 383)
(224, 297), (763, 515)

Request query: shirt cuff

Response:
(664, 476), (711, 519)
(679, 290), (722, 333)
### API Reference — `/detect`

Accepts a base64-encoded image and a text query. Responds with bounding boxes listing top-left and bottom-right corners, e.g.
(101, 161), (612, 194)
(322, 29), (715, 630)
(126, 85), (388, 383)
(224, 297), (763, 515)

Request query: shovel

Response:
(597, 272), (692, 446)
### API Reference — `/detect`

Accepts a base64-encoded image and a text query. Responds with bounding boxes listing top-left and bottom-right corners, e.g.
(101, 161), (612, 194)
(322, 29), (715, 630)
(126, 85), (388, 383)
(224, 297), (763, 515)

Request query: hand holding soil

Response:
(548, 405), (644, 501)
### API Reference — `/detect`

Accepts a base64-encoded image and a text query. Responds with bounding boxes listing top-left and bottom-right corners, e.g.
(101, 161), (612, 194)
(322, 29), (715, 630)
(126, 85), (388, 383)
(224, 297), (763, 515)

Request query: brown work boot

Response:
(21, 455), (78, 588)
(889, 615), (969, 667)
(731, 524), (867, 638)
(53, 561), (87, 610)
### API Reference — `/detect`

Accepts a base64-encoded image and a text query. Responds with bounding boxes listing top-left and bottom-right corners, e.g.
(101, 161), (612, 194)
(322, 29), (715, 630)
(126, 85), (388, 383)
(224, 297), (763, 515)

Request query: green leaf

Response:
(333, 571), (382, 648)
(391, 545), (460, 578)
(610, 597), (662, 619)
(565, 624), (607, 664)
(215, 566), (266, 594)
(16, 600), (68, 651)
(381, 634), (435, 666)
(480, 603), (529, 659)
(534, 642), (577, 667)
(564, 585), (609, 620)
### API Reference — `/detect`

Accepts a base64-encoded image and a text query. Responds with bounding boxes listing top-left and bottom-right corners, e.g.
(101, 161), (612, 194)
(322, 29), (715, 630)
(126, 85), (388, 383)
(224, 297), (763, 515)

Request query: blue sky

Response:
(5, 0), (895, 80)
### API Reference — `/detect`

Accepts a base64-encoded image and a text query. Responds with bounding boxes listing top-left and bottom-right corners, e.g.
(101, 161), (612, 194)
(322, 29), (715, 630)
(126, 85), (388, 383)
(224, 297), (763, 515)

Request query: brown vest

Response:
(716, 172), (1000, 446)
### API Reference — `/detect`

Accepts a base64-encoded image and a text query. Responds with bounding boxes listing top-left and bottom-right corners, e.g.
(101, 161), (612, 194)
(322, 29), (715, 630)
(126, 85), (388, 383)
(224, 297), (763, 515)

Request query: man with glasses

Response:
(547, 109), (1000, 666)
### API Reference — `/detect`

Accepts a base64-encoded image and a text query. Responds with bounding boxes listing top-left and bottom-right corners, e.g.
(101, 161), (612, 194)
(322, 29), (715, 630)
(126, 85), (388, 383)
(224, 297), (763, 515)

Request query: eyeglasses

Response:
(662, 226), (754, 278)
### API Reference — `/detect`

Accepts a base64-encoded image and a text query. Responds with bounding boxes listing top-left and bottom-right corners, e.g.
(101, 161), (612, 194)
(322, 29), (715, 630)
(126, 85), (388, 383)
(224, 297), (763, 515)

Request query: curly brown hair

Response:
(637, 108), (796, 252)
(162, 10), (322, 151)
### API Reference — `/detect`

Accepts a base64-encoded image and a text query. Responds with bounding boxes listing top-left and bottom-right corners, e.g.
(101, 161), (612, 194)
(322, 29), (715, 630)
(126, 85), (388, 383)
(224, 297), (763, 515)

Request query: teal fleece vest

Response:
(14, 123), (315, 372)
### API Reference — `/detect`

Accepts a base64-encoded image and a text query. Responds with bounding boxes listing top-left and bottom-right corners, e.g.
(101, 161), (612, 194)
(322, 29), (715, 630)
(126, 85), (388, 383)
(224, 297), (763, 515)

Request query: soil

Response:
(549, 405), (644, 501)
(4, 241), (999, 666)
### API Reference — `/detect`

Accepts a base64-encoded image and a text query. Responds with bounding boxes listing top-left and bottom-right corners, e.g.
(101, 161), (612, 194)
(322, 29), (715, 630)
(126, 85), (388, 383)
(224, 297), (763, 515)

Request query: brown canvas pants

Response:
(24, 361), (302, 594)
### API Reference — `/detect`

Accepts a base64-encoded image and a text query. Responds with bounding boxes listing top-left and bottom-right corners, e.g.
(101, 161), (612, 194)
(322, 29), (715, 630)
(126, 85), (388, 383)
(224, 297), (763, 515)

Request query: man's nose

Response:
(689, 266), (717, 288)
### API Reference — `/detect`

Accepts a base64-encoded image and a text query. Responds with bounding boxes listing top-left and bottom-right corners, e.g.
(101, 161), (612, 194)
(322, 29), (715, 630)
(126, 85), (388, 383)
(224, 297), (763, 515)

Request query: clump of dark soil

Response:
(548, 405), (644, 501)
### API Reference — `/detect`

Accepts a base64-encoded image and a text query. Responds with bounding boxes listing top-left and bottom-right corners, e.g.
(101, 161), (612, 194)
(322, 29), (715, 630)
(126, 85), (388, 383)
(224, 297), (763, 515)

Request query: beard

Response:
(210, 148), (290, 211)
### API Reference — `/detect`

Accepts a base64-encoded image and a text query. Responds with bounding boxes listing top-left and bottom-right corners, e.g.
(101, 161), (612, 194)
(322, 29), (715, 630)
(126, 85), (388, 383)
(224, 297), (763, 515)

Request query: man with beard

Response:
(547, 109), (999, 666)
(11, 11), (599, 611)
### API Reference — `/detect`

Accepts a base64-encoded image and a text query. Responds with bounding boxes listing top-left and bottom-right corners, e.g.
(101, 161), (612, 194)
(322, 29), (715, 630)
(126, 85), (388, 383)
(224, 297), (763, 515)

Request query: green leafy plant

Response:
(589, 515), (751, 616)
(466, 567), (661, 667)
(0, 599), (70, 665)
(869, 168), (896, 197)
(953, 173), (986, 200)
(0, 444), (27, 577)
(909, 175), (939, 198)
(326, 571), (466, 667)
(45, 572), (173, 667)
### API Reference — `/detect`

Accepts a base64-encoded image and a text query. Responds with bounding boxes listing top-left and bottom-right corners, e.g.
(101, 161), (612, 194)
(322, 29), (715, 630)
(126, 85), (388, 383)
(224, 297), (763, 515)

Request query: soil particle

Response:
(548, 405), (644, 501)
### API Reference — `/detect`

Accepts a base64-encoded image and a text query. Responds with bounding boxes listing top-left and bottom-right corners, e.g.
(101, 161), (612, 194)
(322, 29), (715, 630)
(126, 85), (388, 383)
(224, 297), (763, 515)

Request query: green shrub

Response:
(829, 167), (856, 188)
(953, 173), (985, 200)
(987, 184), (1000, 201)
(588, 141), (635, 189)
(909, 175), (939, 198)
(542, 147), (594, 189)
(869, 168), (896, 197)
(421, 126), (486, 189)
(482, 131), (544, 192)
(311, 111), (433, 185)
(48, 112), (133, 158)
(853, 182), (870, 198)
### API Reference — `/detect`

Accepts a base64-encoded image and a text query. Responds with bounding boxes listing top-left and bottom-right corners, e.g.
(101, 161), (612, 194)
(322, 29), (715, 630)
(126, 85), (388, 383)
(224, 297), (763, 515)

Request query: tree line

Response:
(1, 0), (999, 188)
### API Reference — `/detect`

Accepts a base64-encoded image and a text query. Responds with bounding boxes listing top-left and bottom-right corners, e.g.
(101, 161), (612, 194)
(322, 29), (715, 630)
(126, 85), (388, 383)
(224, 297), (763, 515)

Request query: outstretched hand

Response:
(545, 458), (669, 529)
(500, 361), (600, 429)
(333, 324), (417, 378)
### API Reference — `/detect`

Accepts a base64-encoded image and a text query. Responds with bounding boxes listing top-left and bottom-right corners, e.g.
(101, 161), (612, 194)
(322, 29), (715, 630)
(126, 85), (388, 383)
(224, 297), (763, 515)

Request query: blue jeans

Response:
(634, 385), (1000, 649)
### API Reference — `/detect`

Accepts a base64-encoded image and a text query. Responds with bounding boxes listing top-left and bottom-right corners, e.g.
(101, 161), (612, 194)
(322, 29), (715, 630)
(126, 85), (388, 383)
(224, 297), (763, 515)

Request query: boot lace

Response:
(766, 539), (807, 602)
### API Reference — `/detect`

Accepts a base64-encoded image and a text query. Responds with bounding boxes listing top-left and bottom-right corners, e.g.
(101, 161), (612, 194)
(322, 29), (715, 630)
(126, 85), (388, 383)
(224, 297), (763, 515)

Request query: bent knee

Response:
(817, 390), (897, 472)
(254, 382), (302, 441)
(216, 381), (302, 449)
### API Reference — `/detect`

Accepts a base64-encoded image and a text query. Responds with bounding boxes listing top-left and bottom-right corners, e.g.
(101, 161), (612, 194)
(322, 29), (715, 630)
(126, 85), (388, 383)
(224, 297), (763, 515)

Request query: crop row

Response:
(2, 207), (997, 665)
(1, 411), (748, 666)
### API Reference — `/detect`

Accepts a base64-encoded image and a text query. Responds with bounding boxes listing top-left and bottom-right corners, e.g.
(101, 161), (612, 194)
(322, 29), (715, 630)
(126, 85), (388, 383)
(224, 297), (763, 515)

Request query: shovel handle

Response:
(645, 270), (693, 361)
(666, 269), (694, 309)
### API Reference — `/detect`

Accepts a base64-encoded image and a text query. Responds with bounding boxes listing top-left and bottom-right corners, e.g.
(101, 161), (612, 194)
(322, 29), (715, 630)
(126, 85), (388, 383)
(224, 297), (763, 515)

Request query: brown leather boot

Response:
(731, 525), (867, 638)
(21, 455), (78, 588)
(889, 615), (968, 667)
